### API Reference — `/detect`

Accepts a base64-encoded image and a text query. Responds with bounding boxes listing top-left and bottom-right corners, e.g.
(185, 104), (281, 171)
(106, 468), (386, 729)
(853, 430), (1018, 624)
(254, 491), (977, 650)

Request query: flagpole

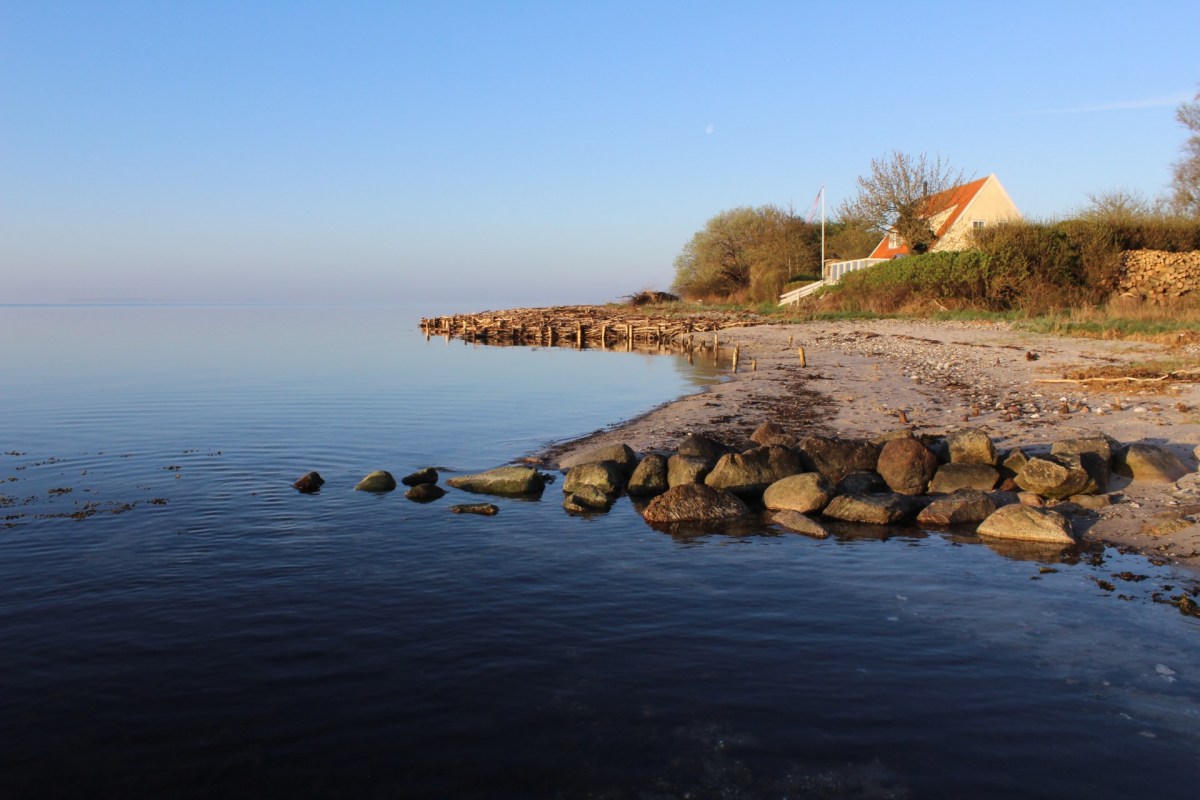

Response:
(820, 185), (826, 280)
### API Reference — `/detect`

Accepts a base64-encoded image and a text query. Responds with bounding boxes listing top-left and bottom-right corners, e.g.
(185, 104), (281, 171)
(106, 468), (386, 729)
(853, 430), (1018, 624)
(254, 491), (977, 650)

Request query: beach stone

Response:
(1114, 443), (1190, 483)
(836, 470), (887, 495)
(405, 483), (445, 502)
(1018, 491), (1045, 507)
(562, 461), (625, 497)
(704, 446), (803, 498)
(676, 434), (728, 462)
(1015, 455), (1092, 499)
(1052, 436), (1114, 492)
(563, 485), (613, 514)
(976, 504), (1074, 545)
(354, 470), (397, 493)
(797, 436), (880, 484)
(292, 471), (324, 493)
(822, 493), (910, 525)
(916, 489), (996, 526)
(447, 465), (545, 496)
(450, 503), (499, 516)
(876, 436), (938, 495)
(1000, 448), (1028, 479)
(1068, 493), (1114, 510)
(642, 483), (751, 524)
(750, 421), (795, 447)
(928, 463), (999, 494)
(771, 510), (831, 538)
(946, 428), (997, 465)
(627, 453), (668, 496)
(667, 454), (712, 487)
(559, 443), (638, 477)
(762, 473), (833, 514)
(401, 467), (438, 487)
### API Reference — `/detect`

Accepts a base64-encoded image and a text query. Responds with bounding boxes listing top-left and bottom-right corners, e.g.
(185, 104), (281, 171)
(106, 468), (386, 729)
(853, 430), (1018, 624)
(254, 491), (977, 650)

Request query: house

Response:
(868, 173), (1021, 259)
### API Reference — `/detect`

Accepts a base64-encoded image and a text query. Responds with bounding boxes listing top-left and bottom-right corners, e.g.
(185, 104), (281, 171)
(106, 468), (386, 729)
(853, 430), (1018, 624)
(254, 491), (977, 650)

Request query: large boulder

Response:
(558, 443), (638, 477)
(797, 436), (880, 484)
(405, 483), (445, 502)
(642, 483), (751, 524)
(976, 504), (1074, 545)
(771, 510), (831, 538)
(447, 465), (546, 496)
(627, 453), (668, 496)
(676, 433), (729, 461)
(946, 428), (997, 466)
(705, 446), (803, 498)
(355, 470), (397, 492)
(762, 473), (833, 514)
(1051, 436), (1115, 492)
(822, 493), (910, 525)
(1015, 456), (1092, 499)
(401, 467), (438, 487)
(916, 489), (996, 526)
(562, 461), (625, 497)
(1000, 448), (1029, 479)
(876, 436), (939, 495)
(1114, 443), (1190, 483)
(750, 421), (795, 447)
(928, 463), (999, 494)
(836, 470), (887, 495)
(293, 471), (325, 493)
(667, 454), (713, 487)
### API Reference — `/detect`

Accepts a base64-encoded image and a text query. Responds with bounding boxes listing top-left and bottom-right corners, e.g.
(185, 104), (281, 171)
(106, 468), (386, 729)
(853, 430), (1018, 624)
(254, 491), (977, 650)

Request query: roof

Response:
(868, 175), (992, 259)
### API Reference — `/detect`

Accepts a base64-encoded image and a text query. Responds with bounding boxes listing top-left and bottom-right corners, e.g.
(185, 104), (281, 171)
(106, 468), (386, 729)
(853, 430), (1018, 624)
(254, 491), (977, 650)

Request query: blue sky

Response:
(2, 1), (1197, 307)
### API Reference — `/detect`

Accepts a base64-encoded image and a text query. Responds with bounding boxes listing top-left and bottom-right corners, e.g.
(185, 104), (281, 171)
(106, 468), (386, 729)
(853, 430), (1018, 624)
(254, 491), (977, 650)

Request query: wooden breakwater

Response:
(419, 305), (766, 350)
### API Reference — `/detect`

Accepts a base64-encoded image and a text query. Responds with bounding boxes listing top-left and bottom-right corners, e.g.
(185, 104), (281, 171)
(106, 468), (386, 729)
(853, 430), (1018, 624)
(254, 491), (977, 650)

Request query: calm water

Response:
(2, 306), (1200, 799)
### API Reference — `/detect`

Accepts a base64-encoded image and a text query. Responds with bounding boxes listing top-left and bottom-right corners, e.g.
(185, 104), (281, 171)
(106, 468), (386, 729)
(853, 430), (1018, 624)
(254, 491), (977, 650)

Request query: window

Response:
(972, 220), (986, 229)
(888, 231), (900, 249)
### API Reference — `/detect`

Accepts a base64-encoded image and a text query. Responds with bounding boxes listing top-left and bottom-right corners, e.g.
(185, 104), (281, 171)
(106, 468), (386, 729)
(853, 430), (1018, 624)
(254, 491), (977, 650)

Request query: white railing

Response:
(778, 258), (886, 305)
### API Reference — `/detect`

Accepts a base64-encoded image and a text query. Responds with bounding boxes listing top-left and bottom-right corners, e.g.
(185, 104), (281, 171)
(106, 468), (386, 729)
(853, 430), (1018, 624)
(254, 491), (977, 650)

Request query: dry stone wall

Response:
(1114, 249), (1200, 301)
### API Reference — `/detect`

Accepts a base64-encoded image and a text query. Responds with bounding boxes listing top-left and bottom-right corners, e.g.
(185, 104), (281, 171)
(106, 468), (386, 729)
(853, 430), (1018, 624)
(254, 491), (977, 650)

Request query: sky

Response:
(1, 0), (1197, 308)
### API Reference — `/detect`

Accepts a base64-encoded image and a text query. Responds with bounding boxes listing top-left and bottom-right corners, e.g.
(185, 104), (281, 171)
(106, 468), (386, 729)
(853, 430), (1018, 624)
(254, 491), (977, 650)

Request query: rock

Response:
(704, 446), (803, 498)
(563, 485), (613, 513)
(750, 421), (795, 447)
(946, 428), (997, 465)
(450, 503), (499, 516)
(1015, 456), (1092, 499)
(401, 467), (438, 487)
(562, 461), (625, 497)
(771, 510), (831, 538)
(976, 504), (1074, 545)
(642, 483), (751, 523)
(446, 465), (546, 496)
(627, 453), (668, 496)
(871, 428), (919, 445)
(405, 483), (445, 502)
(1000, 448), (1028, 479)
(559, 443), (638, 477)
(1051, 436), (1114, 492)
(1017, 491), (1045, 507)
(1068, 493), (1113, 510)
(667, 454), (713, 487)
(822, 493), (910, 525)
(354, 470), (397, 492)
(876, 436), (939, 495)
(762, 473), (833, 514)
(676, 434), (728, 461)
(836, 470), (887, 495)
(1114, 443), (1190, 483)
(797, 436), (880, 484)
(292, 471), (325, 493)
(916, 489), (996, 526)
(928, 463), (999, 493)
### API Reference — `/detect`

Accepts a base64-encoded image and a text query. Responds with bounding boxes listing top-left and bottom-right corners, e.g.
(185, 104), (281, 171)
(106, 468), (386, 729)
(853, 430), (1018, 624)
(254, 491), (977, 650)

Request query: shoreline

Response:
(527, 315), (1200, 569)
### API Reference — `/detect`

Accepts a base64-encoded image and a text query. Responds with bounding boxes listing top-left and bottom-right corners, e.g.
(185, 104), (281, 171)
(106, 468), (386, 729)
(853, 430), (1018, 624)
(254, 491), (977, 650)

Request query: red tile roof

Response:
(868, 175), (990, 259)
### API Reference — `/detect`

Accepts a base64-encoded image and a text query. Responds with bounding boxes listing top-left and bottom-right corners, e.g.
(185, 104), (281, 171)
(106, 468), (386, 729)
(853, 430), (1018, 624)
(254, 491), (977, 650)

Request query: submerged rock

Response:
(447, 465), (546, 496)
(401, 467), (438, 487)
(642, 484), (750, 523)
(771, 509), (831, 538)
(355, 470), (397, 493)
(627, 453), (668, 496)
(405, 483), (445, 502)
(293, 471), (325, 494)
(977, 504), (1074, 544)
(450, 503), (499, 516)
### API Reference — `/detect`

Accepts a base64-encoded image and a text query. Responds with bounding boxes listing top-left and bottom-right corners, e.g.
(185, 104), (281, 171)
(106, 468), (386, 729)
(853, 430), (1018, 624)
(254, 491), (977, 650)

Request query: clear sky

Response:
(2, 1), (1197, 308)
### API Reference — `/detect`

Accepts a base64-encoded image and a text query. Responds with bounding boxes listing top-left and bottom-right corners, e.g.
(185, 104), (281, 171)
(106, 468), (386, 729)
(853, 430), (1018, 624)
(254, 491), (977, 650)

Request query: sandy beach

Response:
(539, 318), (1200, 568)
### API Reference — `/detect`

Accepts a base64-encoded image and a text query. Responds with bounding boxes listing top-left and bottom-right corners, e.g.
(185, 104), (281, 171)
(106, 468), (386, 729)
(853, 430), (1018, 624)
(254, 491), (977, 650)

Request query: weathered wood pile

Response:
(1115, 249), (1200, 301)
(419, 305), (766, 349)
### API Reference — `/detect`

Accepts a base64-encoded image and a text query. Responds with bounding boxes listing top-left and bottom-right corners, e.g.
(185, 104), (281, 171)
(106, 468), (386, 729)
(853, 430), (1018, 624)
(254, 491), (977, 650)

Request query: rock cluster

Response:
(1114, 249), (1200, 302)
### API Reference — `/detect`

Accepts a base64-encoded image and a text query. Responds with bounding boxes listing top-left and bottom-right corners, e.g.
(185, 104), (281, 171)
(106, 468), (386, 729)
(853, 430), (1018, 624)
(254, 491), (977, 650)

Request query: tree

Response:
(1078, 188), (1164, 220)
(672, 206), (819, 302)
(839, 151), (968, 254)
(1170, 87), (1200, 217)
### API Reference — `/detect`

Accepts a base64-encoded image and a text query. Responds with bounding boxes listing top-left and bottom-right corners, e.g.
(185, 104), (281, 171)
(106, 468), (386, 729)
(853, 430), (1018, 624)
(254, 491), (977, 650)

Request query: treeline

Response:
(670, 206), (879, 303)
(819, 217), (1200, 313)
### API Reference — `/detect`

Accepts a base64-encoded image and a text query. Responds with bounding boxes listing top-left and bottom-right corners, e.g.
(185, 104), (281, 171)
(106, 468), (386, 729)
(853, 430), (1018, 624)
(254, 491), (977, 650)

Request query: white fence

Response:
(778, 257), (886, 305)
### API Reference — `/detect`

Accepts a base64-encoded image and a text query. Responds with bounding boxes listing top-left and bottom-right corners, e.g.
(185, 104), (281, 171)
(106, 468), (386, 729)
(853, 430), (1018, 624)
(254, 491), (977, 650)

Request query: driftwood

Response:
(1035, 368), (1200, 385)
(419, 305), (766, 350)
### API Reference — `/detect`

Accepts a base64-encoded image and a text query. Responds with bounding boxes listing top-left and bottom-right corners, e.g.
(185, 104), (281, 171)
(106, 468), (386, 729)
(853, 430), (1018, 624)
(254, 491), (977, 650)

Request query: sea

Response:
(2, 304), (1199, 799)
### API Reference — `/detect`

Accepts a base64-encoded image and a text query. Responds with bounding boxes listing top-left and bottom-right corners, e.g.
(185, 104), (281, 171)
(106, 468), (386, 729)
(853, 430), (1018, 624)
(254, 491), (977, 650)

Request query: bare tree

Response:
(839, 151), (968, 254)
(1170, 87), (1200, 217)
(1078, 188), (1165, 220)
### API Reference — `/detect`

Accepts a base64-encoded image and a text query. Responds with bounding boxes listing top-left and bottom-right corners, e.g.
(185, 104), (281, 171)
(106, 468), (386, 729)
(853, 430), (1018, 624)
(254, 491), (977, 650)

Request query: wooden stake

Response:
(732, 344), (740, 373)
(797, 346), (806, 367)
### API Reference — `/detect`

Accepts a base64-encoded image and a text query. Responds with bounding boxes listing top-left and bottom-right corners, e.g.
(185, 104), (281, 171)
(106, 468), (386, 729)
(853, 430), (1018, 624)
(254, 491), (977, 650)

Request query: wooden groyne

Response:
(419, 305), (766, 350)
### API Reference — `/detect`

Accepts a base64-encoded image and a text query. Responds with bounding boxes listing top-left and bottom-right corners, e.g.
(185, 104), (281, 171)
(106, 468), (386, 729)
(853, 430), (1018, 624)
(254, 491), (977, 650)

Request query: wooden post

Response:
(788, 335), (794, 348)
(797, 346), (806, 367)
(601, 324), (608, 349)
(732, 344), (740, 373)
(751, 358), (757, 371)
(577, 322), (584, 350)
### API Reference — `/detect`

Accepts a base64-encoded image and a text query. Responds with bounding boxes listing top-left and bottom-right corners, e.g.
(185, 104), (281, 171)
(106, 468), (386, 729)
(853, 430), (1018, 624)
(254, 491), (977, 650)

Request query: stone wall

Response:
(1114, 249), (1200, 301)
